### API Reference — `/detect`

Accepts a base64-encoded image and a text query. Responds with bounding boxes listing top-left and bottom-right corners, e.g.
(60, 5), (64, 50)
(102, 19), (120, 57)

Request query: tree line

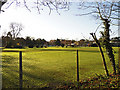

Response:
(1, 36), (48, 48)
(0, 22), (47, 48)
(0, 22), (75, 48)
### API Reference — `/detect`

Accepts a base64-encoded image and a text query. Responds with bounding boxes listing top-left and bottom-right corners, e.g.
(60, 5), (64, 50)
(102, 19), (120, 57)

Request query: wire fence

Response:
(2, 48), (119, 88)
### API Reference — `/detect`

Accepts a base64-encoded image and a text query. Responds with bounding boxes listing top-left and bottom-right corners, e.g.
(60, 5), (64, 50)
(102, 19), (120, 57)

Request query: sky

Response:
(0, 1), (118, 41)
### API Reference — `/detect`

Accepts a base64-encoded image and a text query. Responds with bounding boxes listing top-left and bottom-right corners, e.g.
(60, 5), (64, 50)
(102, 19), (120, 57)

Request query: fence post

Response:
(76, 50), (79, 82)
(19, 51), (23, 89)
(118, 49), (120, 74)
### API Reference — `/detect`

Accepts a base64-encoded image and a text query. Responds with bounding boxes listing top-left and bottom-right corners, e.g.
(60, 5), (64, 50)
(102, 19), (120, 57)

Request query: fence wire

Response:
(2, 47), (119, 88)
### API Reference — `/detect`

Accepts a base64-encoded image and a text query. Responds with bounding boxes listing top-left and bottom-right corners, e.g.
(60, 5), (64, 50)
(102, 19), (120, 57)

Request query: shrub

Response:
(28, 45), (34, 48)
(40, 46), (43, 48)
(14, 45), (23, 49)
(61, 44), (65, 47)
(36, 45), (39, 48)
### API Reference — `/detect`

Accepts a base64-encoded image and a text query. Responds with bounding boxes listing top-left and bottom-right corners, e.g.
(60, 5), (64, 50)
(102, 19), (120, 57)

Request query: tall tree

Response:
(9, 22), (23, 40)
(78, 0), (119, 75)
(55, 39), (61, 46)
(25, 36), (32, 47)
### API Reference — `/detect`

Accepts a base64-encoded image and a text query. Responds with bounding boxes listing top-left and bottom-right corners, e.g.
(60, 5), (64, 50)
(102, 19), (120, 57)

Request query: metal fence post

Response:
(118, 49), (120, 74)
(19, 51), (22, 88)
(77, 50), (79, 82)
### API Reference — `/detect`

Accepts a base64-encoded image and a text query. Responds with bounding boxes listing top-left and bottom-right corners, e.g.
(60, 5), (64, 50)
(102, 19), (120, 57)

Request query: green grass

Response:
(1, 47), (119, 88)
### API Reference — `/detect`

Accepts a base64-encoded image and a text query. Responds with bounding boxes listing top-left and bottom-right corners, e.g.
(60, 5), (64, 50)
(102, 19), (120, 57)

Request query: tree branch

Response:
(110, 17), (120, 20)
(76, 11), (98, 16)
(36, 0), (41, 14)
(23, 0), (31, 12)
(95, 23), (102, 34)
(96, 2), (104, 20)
(110, 22), (119, 26)
(5, 0), (15, 9)
(108, 3), (114, 19)
(46, 2), (52, 15)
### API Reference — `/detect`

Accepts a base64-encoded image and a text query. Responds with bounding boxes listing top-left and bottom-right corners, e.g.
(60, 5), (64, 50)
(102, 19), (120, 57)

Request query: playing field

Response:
(1, 47), (119, 88)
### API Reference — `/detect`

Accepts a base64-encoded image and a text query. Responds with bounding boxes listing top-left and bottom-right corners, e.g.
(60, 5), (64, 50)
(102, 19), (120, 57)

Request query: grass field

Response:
(1, 47), (119, 88)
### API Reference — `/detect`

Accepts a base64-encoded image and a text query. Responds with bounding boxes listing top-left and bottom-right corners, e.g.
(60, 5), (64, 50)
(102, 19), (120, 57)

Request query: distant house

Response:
(49, 40), (56, 46)
(60, 39), (72, 46)
(77, 39), (95, 47)
(78, 39), (85, 46)
(74, 41), (79, 46)
(110, 37), (120, 47)
(49, 39), (97, 47)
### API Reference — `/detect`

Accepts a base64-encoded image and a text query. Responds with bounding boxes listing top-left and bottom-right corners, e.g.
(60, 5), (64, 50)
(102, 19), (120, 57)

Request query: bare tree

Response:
(78, 0), (120, 75)
(9, 22), (23, 40)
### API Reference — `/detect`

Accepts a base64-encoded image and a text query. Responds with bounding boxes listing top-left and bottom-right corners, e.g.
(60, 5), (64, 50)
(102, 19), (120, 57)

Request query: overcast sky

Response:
(0, 2), (118, 41)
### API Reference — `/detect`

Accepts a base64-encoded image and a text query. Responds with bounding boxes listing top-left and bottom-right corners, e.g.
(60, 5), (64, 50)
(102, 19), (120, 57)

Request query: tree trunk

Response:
(102, 19), (116, 75)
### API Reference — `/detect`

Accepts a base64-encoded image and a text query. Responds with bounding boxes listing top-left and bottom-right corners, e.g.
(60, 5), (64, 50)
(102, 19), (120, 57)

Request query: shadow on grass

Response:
(2, 55), (19, 88)
(2, 62), (74, 88)
(2, 55), (17, 63)
(22, 64), (74, 88)
(2, 69), (19, 88)
(2, 55), (18, 68)
(23, 71), (72, 88)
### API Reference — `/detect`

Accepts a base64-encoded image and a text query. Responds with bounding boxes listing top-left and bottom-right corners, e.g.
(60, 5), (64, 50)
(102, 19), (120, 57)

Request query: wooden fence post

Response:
(90, 33), (109, 76)
(77, 50), (79, 82)
(19, 51), (23, 89)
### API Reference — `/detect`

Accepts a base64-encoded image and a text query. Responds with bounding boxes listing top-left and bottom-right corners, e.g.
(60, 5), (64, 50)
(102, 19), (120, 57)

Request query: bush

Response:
(90, 44), (98, 47)
(44, 46), (47, 48)
(40, 46), (43, 48)
(28, 45), (34, 48)
(14, 45), (23, 49)
(5, 46), (12, 48)
(36, 45), (39, 48)
(61, 44), (65, 47)
(5, 42), (13, 48)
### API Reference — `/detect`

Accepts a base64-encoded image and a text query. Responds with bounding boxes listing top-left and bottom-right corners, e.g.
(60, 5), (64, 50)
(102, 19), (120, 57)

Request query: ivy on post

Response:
(102, 19), (116, 75)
